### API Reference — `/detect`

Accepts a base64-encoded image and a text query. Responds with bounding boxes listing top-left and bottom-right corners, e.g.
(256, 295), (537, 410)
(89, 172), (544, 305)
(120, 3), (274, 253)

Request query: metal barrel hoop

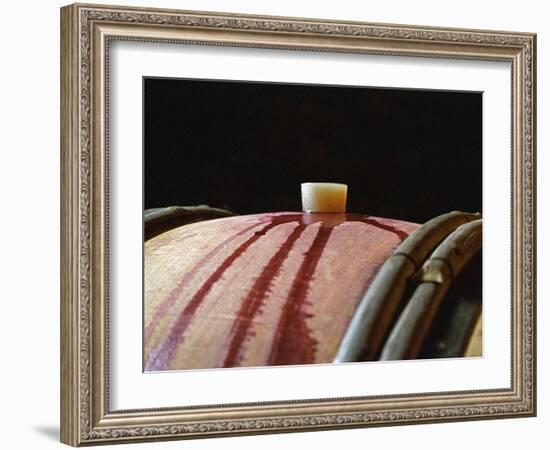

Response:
(334, 211), (481, 363)
(379, 219), (482, 361)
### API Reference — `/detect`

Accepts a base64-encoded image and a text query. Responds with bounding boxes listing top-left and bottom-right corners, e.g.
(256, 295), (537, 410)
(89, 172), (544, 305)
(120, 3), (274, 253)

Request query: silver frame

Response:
(60, 3), (536, 446)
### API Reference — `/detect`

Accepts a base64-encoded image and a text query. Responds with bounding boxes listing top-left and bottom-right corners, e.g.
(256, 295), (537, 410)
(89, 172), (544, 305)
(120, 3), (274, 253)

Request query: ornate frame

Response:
(60, 3), (536, 446)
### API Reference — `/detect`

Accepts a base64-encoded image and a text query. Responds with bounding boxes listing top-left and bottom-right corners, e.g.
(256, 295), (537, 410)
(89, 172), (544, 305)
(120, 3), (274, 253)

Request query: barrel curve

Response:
(334, 211), (481, 363)
(379, 219), (483, 360)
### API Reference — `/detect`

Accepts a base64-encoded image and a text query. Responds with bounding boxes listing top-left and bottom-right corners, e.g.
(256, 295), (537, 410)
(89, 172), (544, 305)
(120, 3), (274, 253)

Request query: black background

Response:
(144, 78), (482, 224)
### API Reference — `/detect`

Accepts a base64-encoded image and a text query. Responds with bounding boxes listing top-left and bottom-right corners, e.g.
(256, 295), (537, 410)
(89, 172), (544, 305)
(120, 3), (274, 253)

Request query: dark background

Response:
(144, 77), (482, 224)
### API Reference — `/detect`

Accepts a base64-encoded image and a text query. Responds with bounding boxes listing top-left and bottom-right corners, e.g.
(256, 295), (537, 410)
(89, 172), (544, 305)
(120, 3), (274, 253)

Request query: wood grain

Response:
(144, 212), (418, 370)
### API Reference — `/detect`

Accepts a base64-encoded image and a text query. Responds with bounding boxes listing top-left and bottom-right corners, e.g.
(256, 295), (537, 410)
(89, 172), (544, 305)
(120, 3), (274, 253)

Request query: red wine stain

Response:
(222, 221), (307, 367)
(355, 216), (409, 242)
(267, 223), (335, 366)
(146, 214), (303, 371)
(144, 221), (267, 344)
(146, 212), (413, 370)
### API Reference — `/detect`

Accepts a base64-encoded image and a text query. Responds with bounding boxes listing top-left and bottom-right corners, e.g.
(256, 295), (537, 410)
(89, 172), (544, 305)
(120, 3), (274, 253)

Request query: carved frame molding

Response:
(60, 3), (536, 446)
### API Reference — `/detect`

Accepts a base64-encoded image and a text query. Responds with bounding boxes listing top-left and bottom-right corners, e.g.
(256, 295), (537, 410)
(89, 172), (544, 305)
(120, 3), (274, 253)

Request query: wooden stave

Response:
(143, 211), (419, 371)
(144, 205), (234, 240)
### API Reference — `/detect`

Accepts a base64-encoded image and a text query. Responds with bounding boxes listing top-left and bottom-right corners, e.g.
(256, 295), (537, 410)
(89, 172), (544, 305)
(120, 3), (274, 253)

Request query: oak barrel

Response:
(144, 211), (419, 371)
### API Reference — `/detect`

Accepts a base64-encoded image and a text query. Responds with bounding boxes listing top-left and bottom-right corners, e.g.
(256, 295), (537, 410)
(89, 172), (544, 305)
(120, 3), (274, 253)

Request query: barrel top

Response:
(144, 211), (419, 371)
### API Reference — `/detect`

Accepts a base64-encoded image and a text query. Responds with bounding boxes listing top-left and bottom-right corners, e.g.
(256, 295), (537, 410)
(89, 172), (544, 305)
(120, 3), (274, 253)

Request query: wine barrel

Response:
(334, 211), (480, 362)
(379, 219), (482, 360)
(144, 205), (234, 240)
(144, 211), (419, 371)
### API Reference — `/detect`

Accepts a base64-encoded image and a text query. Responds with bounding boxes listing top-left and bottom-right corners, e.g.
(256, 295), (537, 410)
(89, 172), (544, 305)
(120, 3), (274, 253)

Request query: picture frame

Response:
(60, 2), (536, 446)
